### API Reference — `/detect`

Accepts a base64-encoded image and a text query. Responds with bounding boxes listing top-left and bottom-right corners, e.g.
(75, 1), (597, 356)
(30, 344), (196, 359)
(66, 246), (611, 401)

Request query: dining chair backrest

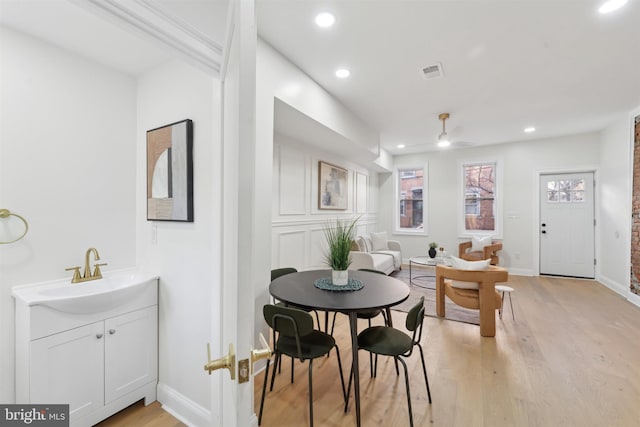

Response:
(405, 296), (425, 346)
(264, 304), (314, 337)
(264, 304), (316, 362)
(271, 267), (298, 281)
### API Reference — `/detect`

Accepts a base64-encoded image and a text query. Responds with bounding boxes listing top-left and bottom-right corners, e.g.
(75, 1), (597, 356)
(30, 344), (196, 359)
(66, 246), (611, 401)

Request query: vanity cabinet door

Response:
(104, 305), (158, 404)
(30, 321), (105, 420)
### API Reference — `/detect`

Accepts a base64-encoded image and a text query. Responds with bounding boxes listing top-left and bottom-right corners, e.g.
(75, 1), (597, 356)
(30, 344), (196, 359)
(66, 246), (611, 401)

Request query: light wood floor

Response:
(100, 275), (640, 426)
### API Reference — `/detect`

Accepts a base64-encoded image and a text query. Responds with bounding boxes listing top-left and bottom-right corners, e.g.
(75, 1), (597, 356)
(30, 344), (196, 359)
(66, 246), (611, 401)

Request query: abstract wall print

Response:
(318, 161), (348, 210)
(147, 119), (193, 221)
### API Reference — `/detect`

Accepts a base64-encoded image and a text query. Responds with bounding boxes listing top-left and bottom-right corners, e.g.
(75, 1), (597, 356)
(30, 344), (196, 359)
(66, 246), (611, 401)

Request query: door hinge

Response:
(594, 258), (597, 266)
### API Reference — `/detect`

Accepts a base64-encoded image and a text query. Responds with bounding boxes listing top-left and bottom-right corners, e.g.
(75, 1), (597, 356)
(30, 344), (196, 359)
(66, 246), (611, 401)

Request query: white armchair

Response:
(349, 233), (402, 275)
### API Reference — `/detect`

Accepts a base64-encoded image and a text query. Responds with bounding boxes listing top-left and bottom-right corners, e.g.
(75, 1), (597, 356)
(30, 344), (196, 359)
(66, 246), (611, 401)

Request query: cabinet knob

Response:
(96, 333), (103, 339)
(109, 329), (116, 335)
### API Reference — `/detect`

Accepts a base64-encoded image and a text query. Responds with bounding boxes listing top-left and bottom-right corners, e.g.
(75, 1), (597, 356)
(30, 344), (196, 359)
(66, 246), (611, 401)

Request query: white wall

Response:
(136, 60), (220, 425)
(256, 38), (380, 350)
(382, 132), (602, 275)
(272, 133), (379, 272)
(598, 115), (633, 295)
(0, 27), (137, 403)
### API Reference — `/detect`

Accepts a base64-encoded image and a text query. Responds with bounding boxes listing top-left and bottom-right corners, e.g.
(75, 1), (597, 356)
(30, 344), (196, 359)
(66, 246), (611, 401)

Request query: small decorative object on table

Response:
(323, 216), (359, 286)
(428, 242), (438, 259)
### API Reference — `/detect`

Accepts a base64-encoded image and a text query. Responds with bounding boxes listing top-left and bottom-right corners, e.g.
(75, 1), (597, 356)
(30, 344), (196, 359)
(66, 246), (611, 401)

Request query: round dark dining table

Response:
(269, 269), (410, 427)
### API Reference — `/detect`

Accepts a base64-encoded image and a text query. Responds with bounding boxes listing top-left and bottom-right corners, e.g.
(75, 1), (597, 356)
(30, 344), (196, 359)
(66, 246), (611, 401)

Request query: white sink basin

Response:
(12, 270), (159, 314)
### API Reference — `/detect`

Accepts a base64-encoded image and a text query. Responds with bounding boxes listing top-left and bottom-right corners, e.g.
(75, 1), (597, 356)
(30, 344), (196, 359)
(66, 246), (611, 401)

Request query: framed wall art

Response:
(318, 161), (348, 210)
(147, 119), (194, 221)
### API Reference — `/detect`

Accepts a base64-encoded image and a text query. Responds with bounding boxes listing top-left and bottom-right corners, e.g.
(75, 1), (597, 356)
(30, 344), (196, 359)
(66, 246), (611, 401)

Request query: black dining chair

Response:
(271, 267), (322, 384)
(258, 304), (347, 427)
(272, 268), (322, 327)
(345, 296), (431, 427)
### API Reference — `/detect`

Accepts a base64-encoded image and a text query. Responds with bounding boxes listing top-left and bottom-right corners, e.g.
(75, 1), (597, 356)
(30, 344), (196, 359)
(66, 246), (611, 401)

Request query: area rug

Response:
(390, 267), (480, 325)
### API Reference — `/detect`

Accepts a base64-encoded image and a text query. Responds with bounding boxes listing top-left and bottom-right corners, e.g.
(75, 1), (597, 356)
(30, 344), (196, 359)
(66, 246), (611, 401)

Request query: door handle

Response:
(204, 342), (236, 380)
(250, 333), (273, 374)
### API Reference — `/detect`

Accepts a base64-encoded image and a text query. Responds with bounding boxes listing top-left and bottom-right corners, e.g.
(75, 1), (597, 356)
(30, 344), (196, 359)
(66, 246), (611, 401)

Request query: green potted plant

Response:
(323, 217), (359, 285)
(428, 242), (438, 259)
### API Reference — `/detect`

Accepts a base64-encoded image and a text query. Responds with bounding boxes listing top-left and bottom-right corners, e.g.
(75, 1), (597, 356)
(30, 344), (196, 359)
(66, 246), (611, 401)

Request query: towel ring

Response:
(0, 209), (29, 244)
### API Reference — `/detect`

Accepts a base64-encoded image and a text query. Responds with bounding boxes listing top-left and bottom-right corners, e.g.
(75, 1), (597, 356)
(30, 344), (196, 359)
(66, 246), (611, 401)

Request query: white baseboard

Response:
(628, 291), (640, 307)
(157, 382), (210, 427)
(506, 267), (534, 276)
(596, 273), (627, 297)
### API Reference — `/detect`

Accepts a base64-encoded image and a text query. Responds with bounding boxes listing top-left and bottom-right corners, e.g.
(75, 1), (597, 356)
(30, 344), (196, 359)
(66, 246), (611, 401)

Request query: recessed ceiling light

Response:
(397, 144), (405, 149)
(598, 0), (628, 14)
(315, 12), (335, 27)
(335, 68), (350, 78)
(524, 127), (536, 133)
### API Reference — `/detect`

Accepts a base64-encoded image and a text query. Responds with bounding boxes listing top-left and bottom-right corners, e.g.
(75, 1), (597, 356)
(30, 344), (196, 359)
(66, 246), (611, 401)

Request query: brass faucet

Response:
(65, 247), (108, 283)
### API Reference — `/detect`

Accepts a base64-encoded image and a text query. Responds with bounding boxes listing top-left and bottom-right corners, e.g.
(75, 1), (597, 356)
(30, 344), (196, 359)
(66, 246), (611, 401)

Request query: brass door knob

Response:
(250, 333), (272, 374)
(204, 343), (236, 380)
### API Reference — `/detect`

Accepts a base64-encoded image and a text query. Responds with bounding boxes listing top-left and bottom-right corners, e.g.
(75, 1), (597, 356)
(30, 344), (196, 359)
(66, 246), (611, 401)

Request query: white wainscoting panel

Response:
(276, 230), (306, 269)
(309, 227), (327, 269)
(278, 147), (306, 215)
(356, 172), (368, 214)
(272, 140), (379, 271)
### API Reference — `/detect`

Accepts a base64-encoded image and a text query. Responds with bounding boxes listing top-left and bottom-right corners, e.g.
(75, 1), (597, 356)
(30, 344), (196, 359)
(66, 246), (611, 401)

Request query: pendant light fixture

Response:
(437, 113), (451, 147)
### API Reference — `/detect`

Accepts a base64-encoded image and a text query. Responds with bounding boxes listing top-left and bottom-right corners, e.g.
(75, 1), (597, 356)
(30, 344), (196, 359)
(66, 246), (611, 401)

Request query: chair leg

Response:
(417, 343), (432, 404)
(499, 291), (505, 320)
(258, 358), (270, 425)
(324, 311), (329, 333)
(397, 356), (414, 427)
(508, 292), (515, 321)
(270, 352), (280, 391)
(374, 354), (378, 378)
(329, 311), (338, 336)
(308, 358), (314, 427)
(368, 319), (374, 378)
(291, 356), (294, 383)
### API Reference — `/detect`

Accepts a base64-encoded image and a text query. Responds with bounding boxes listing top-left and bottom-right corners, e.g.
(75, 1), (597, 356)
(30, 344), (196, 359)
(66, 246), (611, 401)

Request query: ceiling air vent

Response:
(420, 63), (444, 80)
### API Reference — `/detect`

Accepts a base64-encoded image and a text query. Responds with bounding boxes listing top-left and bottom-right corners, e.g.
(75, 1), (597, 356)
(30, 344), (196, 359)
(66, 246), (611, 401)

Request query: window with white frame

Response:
(397, 167), (425, 232)
(462, 161), (499, 233)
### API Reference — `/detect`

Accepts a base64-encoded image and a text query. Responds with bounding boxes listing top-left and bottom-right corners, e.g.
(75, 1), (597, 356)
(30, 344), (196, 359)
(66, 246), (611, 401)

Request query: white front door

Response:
(539, 172), (595, 278)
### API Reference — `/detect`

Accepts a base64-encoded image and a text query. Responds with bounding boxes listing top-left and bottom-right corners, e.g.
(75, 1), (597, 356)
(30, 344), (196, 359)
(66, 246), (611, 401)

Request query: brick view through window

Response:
(464, 162), (496, 232)
(399, 168), (424, 230)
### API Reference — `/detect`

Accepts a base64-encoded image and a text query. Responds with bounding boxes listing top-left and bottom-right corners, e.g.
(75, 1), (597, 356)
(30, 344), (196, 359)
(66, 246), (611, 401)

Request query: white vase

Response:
(332, 269), (349, 286)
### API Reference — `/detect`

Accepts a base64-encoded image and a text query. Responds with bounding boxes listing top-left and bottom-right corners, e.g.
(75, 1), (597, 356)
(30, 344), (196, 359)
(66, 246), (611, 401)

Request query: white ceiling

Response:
(2, 0), (638, 155)
(257, 0), (640, 154)
(0, 0), (228, 76)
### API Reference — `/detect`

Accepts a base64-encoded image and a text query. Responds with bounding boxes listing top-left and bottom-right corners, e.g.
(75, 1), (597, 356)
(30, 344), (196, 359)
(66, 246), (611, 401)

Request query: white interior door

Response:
(539, 172), (595, 278)
(216, 1), (258, 426)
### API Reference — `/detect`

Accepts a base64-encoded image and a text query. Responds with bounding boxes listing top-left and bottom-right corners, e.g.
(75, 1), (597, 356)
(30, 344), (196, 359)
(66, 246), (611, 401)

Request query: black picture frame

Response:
(146, 119), (193, 222)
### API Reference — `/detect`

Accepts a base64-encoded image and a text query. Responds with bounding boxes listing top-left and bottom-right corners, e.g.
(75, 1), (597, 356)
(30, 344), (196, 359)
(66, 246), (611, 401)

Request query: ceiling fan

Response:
(437, 113), (451, 147)
(436, 112), (473, 149)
